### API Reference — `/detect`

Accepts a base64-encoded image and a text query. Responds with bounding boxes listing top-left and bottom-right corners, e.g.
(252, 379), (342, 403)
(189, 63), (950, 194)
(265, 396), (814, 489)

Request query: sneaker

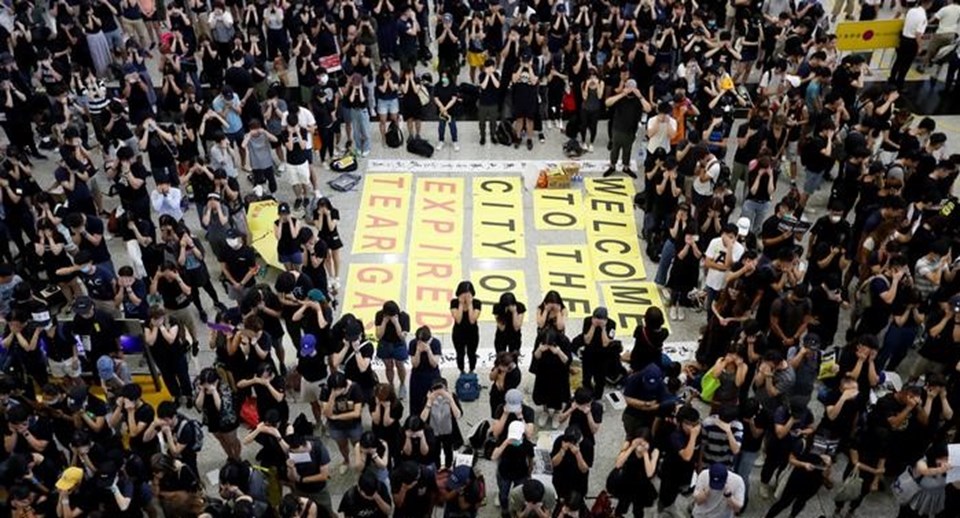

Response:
(537, 411), (548, 428)
(677, 306), (685, 321)
(338, 463), (349, 476)
(526, 139), (533, 150)
(538, 133), (545, 143)
(294, 198), (302, 209)
(454, 143), (460, 151)
(399, 384), (408, 400)
(546, 120), (554, 129)
(623, 168), (638, 179)
(437, 141), (444, 150)
(480, 136), (486, 145)
(669, 305), (678, 320)
(361, 149), (370, 157)
(549, 412), (560, 429)
(603, 167), (616, 177)
(587, 143), (594, 152)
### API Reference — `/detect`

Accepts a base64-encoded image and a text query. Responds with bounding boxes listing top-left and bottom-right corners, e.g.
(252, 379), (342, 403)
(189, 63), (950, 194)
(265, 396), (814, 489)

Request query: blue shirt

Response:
(212, 95), (243, 134)
(81, 265), (117, 301)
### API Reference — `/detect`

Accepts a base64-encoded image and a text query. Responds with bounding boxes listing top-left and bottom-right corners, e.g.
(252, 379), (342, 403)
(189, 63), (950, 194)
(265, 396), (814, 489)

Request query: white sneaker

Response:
(361, 150), (370, 157)
(669, 305), (678, 320)
(454, 143), (460, 151)
(338, 463), (348, 476)
(549, 412), (560, 430)
(437, 141), (444, 150)
(677, 306), (685, 321)
(587, 143), (594, 152)
(546, 120), (554, 129)
(759, 483), (772, 499)
(537, 410), (548, 428)
(398, 384), (408, 400)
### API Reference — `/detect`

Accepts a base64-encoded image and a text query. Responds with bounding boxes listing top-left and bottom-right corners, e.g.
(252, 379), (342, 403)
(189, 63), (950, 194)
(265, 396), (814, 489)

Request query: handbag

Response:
(892, 467), (922, 505)
(240, 396), (259, 429)
(834, 470), (863, 502)
(417, 85), (431, 107)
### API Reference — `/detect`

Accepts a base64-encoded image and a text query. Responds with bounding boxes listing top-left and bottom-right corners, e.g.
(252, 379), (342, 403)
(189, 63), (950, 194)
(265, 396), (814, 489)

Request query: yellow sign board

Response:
(352, 173), (413, 254)
(836, 20), (903, 51)
(246, 200), (282, 270)
(471, 270), (529, 322)
(341, 264), (404, 333)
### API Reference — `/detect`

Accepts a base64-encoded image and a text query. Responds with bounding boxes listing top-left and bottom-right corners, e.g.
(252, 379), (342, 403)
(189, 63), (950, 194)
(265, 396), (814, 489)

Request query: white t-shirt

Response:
(692, 469), (745, 518)
(693, 159), (722, 197)
(903, 6), (929, 38)
(704, 237), (745, 291)
(646, 115), (678, 153)
(281, 106), (317, 150)
(936, 4), (960, 34)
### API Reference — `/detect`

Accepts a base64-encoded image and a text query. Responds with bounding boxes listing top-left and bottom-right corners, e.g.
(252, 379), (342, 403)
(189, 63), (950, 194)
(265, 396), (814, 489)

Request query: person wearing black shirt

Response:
(322, 372), (365, 472)
(657, 405), (701, 513)
(391, 460), (437, 517)
(732, 117), (768, 198)
(70, 296), (120, 371)
(109, 145), (152, 221)
(150, 401), (201, 478)
(194, 367), (241, 461)
(436, 14), (461, 79)
(492, 292), (525, 353)
(434, 69), (461, 150)
(297, 334), (328, 425)
(477, 59), (501, 145)
(450, 281), (481, 373)
(374, 300), (411, 399)
(64, 212), (113, 275)
(492, 420), (535, 510)
(742, 156), (777, 235)
(238, 361), (289, 429)
(604, 79), (649, 177)
(760, 200), (800, 261)
(220, 228), (259, 302)
(285, 434), (334, 516)
(149, 262), (201, 354)
(579, 307), (618, 398)
(144, 306), (193, 406)
(550, 426), (593, 502)
(338, 469), (393, 518)
(799, 121), (836, 208)
(108, 383), (159, 466)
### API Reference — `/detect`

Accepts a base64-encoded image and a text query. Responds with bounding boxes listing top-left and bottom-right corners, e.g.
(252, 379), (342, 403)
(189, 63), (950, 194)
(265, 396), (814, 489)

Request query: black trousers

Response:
(889, 37), (918, 88)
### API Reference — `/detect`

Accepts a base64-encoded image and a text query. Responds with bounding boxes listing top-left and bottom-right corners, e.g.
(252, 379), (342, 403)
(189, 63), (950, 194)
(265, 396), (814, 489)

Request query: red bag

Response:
(240, 397), (259, 429)
(590, 490), (614, 518)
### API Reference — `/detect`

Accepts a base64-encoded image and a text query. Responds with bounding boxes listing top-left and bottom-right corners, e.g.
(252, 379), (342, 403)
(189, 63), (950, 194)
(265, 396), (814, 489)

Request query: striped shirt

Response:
(701, 415), (744, 468)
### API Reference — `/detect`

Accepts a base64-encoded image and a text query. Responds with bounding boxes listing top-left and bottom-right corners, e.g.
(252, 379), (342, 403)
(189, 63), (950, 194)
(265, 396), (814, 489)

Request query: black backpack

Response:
(495, 121), (515, 146)
(385, 121), (403, 148)
(407, 137), (435, 158)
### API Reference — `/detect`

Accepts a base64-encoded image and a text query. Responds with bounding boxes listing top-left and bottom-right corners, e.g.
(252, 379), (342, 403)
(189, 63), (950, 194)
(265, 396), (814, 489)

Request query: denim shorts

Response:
(803, 168), (826, 195)
(377, 98), (399, 116)
(376, 341), (409, 361)
(328, 423), (363, 442)
(279, 250), (303, 265)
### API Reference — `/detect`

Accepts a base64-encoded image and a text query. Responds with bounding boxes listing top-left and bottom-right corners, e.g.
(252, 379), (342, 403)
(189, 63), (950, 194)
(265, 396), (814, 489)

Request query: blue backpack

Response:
(456, 372), (481, 402)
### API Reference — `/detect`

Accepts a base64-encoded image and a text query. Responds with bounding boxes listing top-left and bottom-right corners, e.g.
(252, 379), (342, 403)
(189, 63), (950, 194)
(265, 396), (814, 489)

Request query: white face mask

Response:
(81, 264), (96, 275)
(319, 74), (329, 85)
(227, 237), (242, 249)
(829, 215), (842, 223)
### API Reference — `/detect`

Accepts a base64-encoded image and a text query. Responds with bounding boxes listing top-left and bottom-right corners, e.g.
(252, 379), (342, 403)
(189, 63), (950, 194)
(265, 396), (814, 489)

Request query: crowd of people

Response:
(0, 0), (959, 517)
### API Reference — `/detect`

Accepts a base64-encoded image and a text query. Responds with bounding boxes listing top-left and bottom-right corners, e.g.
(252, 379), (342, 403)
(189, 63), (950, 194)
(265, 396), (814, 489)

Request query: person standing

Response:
(692, 464), (745, 518)
(375, 301), (411, 399)
(477, 59), (501, 146)
(450, 281), (481, 374)
(889, 0), (930, 88)
(603, 79), (649, 178)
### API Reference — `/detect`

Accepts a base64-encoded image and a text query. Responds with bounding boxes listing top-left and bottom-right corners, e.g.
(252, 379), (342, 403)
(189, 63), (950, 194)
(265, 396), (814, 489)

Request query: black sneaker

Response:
(480, 135), (486, 145)
(191, 341), (200, 357)
(198, 310), (208, 325)
(294, 198), (302, 209)
(214, 302), (227, 314)
(538, 133), (545, 143)
(526, 139), (533, 150)
(603, 167), (616, 177)
(623, 168), (638, 179)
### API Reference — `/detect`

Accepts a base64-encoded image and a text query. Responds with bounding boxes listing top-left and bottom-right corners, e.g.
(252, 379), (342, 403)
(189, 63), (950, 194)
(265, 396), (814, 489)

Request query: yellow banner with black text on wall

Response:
(836, 20), (903, 51)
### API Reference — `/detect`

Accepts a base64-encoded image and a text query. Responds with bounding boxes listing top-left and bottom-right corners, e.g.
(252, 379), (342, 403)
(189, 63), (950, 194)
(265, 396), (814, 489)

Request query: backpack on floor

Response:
(495, 121), (515, 146)
(407, 137), (435, 158)
(330, 153), (358, 172)
(385, 121), (403, 148)
(563, 138), (584, 158)
(456, 372), (481, 402)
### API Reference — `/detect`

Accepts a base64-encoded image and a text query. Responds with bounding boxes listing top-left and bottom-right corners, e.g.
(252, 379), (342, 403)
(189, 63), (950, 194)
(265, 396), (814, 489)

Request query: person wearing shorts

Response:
(321, 373), (365, 473)
(374, 301), (412, 399)
(375, 66), (400, 142)
(297, 334), (329, 425)
(284, 113), (313, 210)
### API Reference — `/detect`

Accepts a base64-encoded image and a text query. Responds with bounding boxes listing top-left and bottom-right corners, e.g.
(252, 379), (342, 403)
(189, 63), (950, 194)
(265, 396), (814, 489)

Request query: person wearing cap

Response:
(297, 333), (329, 424)
(603, 77), (650, 178)
(491, 419), (535, 511)
(692, 463), (744, 518)
(59, 249), (120, 318)
(292, 287), (333, 353)
(578, 306), (617, 398)
(219, 227), (259, 301)
(704, 222), (746, 312)
(443, 464), (484, 516)
(374, 300), (412, 399)
(622, 363), (669, 438)
(70, 293), (122, 369)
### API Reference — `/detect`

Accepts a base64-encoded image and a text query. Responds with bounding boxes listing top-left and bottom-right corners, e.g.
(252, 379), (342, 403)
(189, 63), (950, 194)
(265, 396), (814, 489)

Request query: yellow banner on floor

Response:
(341, 264), (404, 334)
(471, 270), (529, 322)
(536, 245), (599, 319)
(410, 178), (464, 257)
(533, 189), (584, 230)
(601, 281), (669, 337)
(584, 177), (637, 198)
(246, 200), (283, 270)
(836, 20), (902, 51)
(406, 257), (463, 333)
(588, 234), (647, 281)
(472, 177), (526, 259)
(352, 173), (413, 254)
